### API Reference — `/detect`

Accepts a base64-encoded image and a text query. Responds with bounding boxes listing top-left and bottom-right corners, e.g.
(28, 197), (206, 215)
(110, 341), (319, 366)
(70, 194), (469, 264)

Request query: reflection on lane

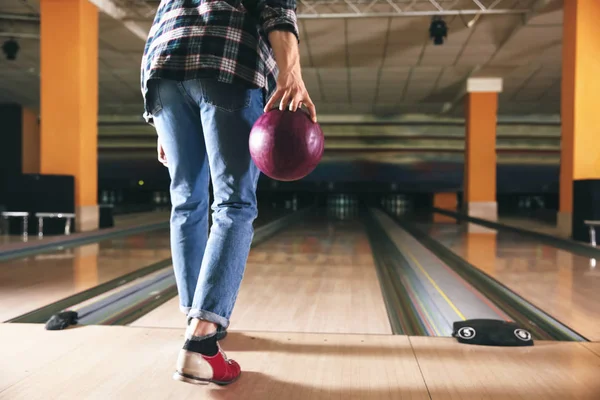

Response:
(0, 228), (172, 322)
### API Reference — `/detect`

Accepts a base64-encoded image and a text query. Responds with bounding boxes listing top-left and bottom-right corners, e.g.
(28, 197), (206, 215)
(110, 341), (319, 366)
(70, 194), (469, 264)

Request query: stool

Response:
(584, 220), (600, 247)
(1, 211), (30, 237)
(35, 212), (76, 237)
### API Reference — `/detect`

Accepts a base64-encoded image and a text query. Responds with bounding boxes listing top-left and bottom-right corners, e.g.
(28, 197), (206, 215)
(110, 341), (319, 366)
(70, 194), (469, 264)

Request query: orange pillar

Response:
(21, 108), (40, 174)
(433, 192), (457, 223)
(559, 0), (600, 237)
(40, 0), (99, 231)
(464, 78), (502, 232)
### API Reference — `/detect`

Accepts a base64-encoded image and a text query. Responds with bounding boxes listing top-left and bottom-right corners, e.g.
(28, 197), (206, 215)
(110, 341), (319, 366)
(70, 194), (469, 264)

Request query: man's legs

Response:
(185, 78), (263, 329)
(147, 79), (210, 314)
(169, 78), (262, 386)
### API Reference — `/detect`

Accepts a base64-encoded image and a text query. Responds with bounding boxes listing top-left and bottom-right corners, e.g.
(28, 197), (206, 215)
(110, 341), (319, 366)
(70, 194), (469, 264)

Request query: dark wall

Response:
(572, 179), (600, 242)
(98, 159), (560, 195)
(0, 104), (23, 205)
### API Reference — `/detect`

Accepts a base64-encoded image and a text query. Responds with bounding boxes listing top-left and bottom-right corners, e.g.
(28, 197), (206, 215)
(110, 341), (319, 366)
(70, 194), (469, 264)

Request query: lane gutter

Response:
(5, 258), (173, 323)
(386, 209), (589, 342)
(363, 211), (433, 336)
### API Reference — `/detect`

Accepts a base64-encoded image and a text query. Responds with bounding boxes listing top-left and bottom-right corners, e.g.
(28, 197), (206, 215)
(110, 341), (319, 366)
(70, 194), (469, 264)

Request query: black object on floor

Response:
(99, 204), (114, 229)
(452, 319), (534, 347)
(45, 311), (79, 330)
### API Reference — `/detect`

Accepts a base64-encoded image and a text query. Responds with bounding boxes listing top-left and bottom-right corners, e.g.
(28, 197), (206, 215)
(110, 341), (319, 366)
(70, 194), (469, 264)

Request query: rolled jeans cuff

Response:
(187, 308), (229, 329)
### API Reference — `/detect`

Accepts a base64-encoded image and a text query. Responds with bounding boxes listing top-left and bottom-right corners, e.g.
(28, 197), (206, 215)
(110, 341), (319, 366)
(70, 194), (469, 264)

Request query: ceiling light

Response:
(429, 17), (448, 45)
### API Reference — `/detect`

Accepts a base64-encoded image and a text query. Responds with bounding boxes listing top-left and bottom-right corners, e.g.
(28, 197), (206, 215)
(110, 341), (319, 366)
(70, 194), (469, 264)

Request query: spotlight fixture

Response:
(429, 17), (448, 45)
(2, 38), (20, 60)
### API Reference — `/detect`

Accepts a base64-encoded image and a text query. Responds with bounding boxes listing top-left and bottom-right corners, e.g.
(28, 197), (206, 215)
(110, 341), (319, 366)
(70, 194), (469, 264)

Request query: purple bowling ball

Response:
(249, 109), (324, 181)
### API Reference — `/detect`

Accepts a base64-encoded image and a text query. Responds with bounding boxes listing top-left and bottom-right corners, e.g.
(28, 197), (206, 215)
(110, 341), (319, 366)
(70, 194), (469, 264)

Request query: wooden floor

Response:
(3, 213), (600, 398)
(1, 323), (599, 399)
(132, 219), (392, 335)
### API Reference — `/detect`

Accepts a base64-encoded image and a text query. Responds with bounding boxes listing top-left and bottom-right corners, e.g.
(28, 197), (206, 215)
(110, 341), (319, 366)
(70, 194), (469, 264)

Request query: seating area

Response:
(584, 220), (600, 247)
(1, 211), (30, 237)
(1, 211), (75, 238)
(35, 212), (75, 237)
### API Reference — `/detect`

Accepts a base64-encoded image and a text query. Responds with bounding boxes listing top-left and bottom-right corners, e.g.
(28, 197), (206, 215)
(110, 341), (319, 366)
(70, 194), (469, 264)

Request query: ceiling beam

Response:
(0, 1), (542, 23)
(296, 0), (532, 19)
(297, 9), (528, 19)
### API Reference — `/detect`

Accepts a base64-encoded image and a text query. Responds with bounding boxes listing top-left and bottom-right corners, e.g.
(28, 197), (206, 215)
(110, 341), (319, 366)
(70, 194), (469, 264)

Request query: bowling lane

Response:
(131, 215), (393, 335)
(0, 228), (172, 322)
(0, 211), (170, 247)
(1, 207), (289, 323)
(419, 215), (600, 341)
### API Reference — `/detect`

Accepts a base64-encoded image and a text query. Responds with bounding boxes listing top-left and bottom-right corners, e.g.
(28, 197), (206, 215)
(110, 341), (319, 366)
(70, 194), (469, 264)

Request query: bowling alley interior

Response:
(1, 0), (600, 399)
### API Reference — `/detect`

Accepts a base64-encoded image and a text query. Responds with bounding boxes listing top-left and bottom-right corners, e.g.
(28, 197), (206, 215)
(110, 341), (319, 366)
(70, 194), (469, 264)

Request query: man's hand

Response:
(157, 139), (167, 166)
(265, 67), (316, 123)
(264, 30), (317, 123)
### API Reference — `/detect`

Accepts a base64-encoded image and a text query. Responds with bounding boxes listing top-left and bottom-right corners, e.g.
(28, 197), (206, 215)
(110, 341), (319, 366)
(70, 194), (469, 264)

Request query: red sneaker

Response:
(173, 343), (241, 386)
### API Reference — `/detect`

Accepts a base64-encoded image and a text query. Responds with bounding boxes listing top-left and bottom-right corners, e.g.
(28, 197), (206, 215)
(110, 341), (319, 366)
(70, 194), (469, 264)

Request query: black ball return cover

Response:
(452, 319), (534, 347)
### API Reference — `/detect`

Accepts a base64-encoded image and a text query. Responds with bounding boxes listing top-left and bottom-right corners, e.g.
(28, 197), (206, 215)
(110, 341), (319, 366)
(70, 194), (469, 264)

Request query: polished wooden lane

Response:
(497, 216), (568, 238)
(132, 218), (392, 335)
(0, 230), (171, 322)
(2, 324), (598, 399)
(424, 222), (600, 341)
(411, 336), (600, 399)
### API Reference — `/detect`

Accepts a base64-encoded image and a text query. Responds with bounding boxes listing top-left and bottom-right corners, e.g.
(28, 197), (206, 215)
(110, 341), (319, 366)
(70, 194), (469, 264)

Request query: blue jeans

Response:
(146, 78), (263, 329)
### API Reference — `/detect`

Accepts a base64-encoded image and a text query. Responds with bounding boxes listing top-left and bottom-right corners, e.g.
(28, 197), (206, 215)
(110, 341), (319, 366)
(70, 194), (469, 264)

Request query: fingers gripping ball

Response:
(249, 109), (324, 182)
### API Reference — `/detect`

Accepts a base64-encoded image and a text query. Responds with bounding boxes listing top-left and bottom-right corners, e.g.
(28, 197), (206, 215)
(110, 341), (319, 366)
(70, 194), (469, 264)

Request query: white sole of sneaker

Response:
(172, 371), (241, 386)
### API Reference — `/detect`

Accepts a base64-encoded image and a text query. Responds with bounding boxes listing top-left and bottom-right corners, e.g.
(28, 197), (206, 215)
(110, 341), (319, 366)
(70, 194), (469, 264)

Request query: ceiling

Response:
(0, 0), (564, 119)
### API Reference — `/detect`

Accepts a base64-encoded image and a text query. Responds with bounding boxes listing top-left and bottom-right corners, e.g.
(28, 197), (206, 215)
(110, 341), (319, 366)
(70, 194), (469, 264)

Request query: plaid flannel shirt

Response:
(140, 0), (299, 124)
